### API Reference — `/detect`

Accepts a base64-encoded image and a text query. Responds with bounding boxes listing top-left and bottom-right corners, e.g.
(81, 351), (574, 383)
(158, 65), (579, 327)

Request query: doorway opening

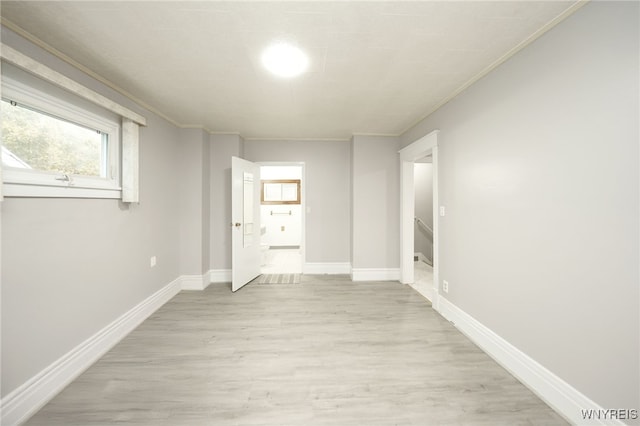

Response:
(258, 163), (305, 274)
(399, 130), (439, 307)
(413, 156), (434, 296)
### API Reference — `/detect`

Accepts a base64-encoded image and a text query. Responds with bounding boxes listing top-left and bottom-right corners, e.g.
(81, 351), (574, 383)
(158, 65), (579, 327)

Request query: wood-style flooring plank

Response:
(24, 275), (567, 426)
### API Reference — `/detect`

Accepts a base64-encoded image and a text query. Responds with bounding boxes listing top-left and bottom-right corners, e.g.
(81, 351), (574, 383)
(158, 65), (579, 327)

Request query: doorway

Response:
(399, 130), (439, 307)
(258, 163), (305, 274)
(413, 157), (434, 296)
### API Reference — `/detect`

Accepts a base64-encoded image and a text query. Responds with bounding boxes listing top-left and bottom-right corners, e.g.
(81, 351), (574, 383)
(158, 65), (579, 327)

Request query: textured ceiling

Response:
(0, 1), (580, 140)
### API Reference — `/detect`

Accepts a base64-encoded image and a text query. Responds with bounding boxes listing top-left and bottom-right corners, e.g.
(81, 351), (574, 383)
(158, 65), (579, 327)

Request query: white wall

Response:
(261, 205), (302, 247)
(260, 166), (302, 180)
(1, 26), (181, 396)
(414, 163), (433, 261)
(244, 140), (350, 265)
(260, 166), (302, 247)
(401, 1), (639, 412)
(351, 135), (400, 271)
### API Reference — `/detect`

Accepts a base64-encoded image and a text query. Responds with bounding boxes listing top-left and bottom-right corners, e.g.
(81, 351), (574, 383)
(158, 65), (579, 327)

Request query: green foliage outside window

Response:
(1, 99), (104, 177)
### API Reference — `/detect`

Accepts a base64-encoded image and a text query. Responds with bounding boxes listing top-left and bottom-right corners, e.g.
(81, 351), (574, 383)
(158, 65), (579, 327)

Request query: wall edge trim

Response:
(179, 274), (210, 290)
(435, 297), (621, 426)
(0, 278), (181, 426)
(302, 262), (352, 275)
(351, 268), (401, 282)
(209, 269), (232, 284)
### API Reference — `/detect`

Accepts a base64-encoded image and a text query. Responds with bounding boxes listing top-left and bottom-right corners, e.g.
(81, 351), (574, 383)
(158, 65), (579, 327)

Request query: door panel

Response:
(231, 156), (261, 291)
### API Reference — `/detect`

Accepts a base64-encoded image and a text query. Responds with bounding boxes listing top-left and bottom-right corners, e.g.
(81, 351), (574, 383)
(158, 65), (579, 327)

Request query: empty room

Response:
(1, 1), (638, 425)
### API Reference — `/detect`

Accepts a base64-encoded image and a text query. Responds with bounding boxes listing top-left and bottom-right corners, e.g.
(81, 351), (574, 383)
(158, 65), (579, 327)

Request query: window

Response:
(1, 77), (120, 198)
(260, 179), (301, 205)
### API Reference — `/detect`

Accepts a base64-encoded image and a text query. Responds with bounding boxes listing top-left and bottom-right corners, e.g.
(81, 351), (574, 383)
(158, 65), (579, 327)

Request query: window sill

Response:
(2, 183), (122, 199)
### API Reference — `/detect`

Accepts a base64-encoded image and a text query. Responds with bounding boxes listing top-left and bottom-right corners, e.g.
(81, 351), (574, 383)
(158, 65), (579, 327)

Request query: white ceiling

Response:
(0, 1), (580, 140)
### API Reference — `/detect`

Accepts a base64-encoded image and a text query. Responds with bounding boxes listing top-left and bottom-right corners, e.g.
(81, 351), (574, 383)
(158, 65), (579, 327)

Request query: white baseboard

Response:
(1, 278), (181, 426)
(436, 297), (620, 426)
(179, 274), (210, 290)
(303, 262), (351, 275)
(414, 252), (431, 265)
(351, 268), (400, 281)
(209, 269), (231, 283)
(408, 281), (435, 302)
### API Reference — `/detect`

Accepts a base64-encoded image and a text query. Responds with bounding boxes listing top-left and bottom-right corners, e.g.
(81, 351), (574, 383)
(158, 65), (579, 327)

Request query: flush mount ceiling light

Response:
(261, 42), (309, 78)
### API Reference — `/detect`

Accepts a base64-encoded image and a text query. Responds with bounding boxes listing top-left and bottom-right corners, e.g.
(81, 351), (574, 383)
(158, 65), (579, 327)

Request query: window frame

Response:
(260, 179), (301, 205)
(1, 77), (121, 199)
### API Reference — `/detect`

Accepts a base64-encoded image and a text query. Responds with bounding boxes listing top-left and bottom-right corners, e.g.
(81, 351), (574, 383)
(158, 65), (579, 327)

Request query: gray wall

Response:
(401, 1), (639, 412)
(414, 163), (433, 260)
(201, 136), (211, 274)
(351, 135), (400, 269)
(244, 139), (351, 265)
(178, 128), (210, 276)
(209, 134), (243, 270)
(1, 27), (182, 396)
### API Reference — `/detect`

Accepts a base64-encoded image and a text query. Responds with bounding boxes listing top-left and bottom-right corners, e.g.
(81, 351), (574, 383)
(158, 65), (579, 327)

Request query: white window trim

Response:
(2, 77), (121, 198)
(0, 43), (145, 202)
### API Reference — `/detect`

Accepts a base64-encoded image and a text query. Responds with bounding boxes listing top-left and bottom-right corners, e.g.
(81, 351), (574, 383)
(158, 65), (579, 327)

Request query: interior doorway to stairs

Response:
(413, 156), (434, 297)
(399, 130), (439, 306)
(258, 163), (305, 274)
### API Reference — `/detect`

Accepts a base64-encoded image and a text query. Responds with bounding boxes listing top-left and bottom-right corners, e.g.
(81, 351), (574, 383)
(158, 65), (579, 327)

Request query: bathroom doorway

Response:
(259, 163), (304, 274)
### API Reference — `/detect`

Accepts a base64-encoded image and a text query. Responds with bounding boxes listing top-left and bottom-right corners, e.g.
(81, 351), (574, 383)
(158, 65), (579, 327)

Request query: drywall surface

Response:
(1, 27), (181, 396)
(178, 128), (208, 275)
(210, 134), (243, 271)
(244, 139), (350, 264)
(351, 135), (400, 269)
(401, 1), (639, 413)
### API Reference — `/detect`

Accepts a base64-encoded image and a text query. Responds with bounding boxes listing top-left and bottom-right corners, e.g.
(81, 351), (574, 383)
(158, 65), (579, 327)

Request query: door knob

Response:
(234, 222), (241, 228)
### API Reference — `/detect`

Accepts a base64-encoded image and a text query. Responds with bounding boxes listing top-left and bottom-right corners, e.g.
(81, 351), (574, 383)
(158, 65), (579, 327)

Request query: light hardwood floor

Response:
(25, 275), (567, 426)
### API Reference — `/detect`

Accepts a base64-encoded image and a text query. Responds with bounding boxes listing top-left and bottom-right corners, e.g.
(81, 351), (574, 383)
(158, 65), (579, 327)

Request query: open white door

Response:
(231, 156), (261, 292)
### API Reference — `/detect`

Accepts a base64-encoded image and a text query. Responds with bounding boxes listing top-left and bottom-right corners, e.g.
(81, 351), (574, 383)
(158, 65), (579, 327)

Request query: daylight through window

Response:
(0, 76), (120, 197)
(1, 99), (108, 178)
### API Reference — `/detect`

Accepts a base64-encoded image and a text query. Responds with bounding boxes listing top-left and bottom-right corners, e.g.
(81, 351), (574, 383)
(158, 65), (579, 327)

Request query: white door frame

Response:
(257, 161), (306, 272)
(399, 130), (439, 307)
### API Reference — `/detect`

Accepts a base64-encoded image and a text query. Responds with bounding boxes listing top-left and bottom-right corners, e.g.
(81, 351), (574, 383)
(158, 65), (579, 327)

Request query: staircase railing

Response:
(414, 216), (433, 266)
(414, 216), (433, 237)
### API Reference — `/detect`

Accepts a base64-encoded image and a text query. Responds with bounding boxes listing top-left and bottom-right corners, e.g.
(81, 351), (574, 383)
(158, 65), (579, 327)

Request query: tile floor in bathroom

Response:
(261, 247), (302, 274)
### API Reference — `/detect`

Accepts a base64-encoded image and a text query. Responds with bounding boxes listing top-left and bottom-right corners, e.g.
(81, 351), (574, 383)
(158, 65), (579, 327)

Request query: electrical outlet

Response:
(150, 256), (157, 268)
(440, 206), (446, 217)
(281, 226), (285, 231)
(442, 280), (449, 293)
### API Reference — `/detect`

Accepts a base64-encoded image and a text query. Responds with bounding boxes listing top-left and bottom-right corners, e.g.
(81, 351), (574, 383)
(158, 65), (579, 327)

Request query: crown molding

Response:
(400, 0), (589, 137)
(1, 17), (182, 128)
(1, 1), (589, 143)
(243, 137), (351, 142)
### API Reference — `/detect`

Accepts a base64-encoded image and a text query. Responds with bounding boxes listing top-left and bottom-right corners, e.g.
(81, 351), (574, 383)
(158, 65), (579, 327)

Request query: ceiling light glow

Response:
(261, 42), (309, 78)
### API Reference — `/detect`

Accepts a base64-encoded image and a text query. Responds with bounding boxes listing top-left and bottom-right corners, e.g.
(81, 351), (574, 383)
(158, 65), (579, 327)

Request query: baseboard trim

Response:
(414, 252), (431, 265)
(209, 269), (231, 283)
(179, 274), (209, 290)
(436, 297), (619, 426)
(303, 262), (351, 275)
(408, 281), (434, 303)
(1, 278), (181, 426)
(351, 268), (400, 281)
